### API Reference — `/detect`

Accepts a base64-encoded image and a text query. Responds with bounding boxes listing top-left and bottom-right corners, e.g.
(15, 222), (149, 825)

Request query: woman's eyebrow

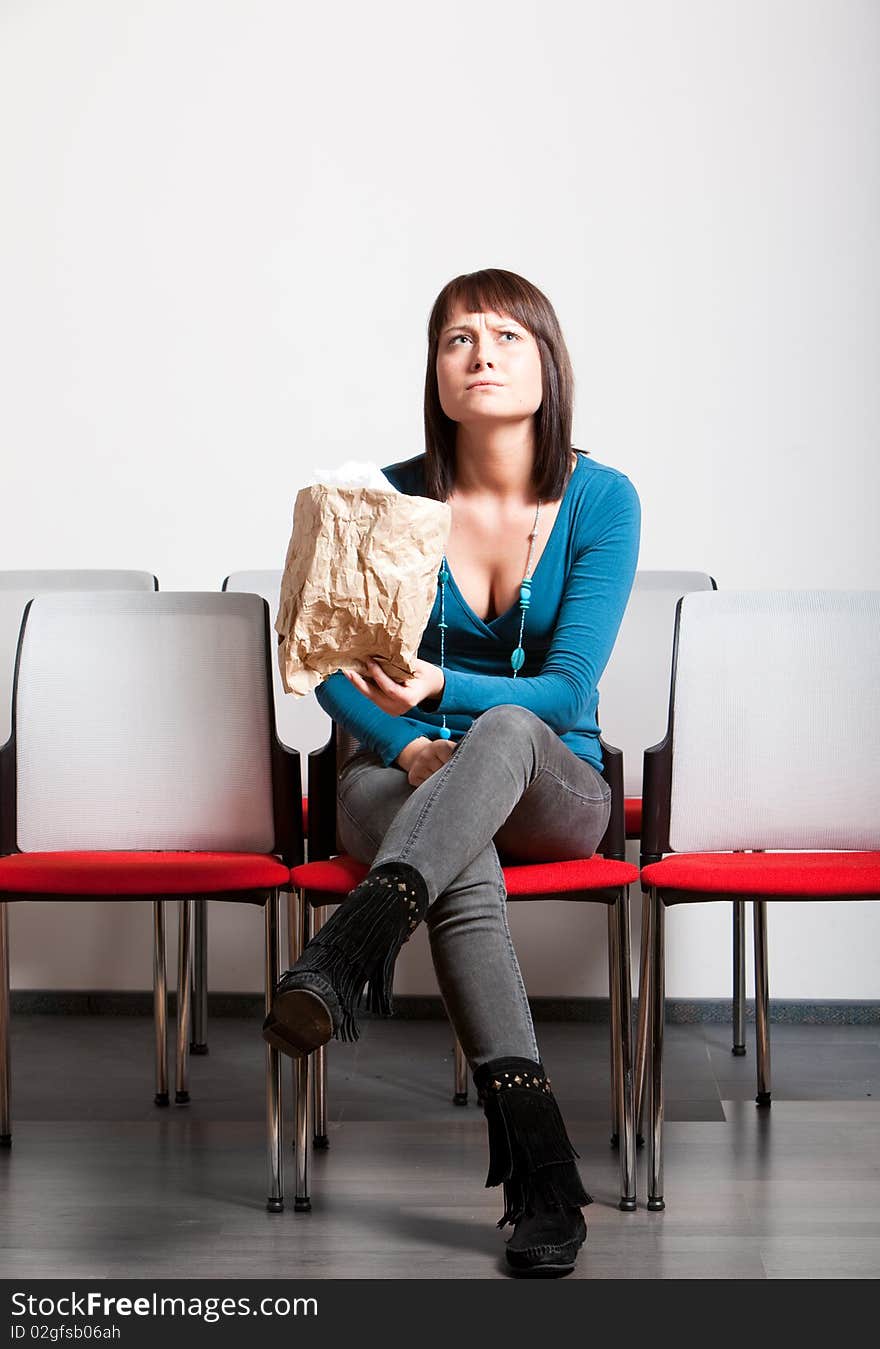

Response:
(443, 320), (525, 334)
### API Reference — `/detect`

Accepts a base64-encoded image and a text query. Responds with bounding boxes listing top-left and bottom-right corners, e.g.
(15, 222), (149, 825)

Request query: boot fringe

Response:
(474, 1056), (592, 1231)
(497, 1165), (594, 1230)
(287, 862), (428, 1043)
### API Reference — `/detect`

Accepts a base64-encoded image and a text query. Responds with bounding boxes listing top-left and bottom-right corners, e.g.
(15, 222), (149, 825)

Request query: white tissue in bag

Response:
(307, 459), (399, 491)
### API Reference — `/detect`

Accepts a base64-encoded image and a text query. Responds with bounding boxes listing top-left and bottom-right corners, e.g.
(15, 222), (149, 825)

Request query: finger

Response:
(345, 670), (372, 695)
(365, 658), (400, 694)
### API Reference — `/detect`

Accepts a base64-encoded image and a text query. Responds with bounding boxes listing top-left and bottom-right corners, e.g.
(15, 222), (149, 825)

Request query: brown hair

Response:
(423, 268), (578, 503)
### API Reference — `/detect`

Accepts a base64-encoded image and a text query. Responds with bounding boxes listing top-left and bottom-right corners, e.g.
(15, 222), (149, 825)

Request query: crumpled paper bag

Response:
(275, 459), (452, 697)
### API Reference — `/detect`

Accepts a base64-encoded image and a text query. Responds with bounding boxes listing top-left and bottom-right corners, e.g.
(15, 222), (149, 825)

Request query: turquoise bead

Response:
(439, 568), (449, 583)
(510, 647), (525, 671)
(437, 726), (451, 739)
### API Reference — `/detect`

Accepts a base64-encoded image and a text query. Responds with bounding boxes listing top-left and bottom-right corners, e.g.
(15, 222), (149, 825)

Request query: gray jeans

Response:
(335, 704), (611, 1072)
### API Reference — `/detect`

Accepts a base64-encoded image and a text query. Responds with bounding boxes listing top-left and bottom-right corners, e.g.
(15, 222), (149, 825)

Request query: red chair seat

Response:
(0, 851), (291, 896)
(641, 850), (880, 898)
(290, 853), (638, 899)
(625, 797), (642, 838)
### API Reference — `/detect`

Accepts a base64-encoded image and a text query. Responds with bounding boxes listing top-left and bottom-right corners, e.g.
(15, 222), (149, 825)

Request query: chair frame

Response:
(185, 570), (294, 1061)
(0, 570), (172, 1109)
(615, 574), (755, 1141)
(0, 593), (303, 1211)
(640, 594), (880, 1211)
(295, 720), (638, 1213)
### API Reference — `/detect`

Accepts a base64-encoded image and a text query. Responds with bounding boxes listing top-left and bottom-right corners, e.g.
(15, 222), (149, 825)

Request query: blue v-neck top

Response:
(314, 450), (640, 771)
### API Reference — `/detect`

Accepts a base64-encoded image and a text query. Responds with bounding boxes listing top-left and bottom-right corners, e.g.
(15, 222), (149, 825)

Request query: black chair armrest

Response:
(598, 736), (626, 861)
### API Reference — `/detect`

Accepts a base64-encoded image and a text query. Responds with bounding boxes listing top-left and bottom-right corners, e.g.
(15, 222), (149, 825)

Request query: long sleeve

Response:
(422, 472), (641, 733)
(315, 670), (429, 768)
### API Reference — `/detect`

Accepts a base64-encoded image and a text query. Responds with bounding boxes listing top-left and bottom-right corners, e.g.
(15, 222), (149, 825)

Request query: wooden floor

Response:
(1, 1015), (878, 1279)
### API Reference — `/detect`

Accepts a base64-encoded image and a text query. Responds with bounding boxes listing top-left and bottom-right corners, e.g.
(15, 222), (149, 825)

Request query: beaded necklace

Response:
(434, 497), (542, 740)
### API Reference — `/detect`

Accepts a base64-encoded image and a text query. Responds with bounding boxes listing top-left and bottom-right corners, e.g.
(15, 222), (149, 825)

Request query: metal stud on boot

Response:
(262, 861), (429, 1058)
(474, 1056), (592, 1277)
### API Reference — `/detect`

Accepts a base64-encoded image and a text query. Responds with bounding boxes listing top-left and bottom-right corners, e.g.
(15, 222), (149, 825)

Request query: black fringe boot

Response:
(262, 861), (429, 1058)
(474, 1056), (593, 1277)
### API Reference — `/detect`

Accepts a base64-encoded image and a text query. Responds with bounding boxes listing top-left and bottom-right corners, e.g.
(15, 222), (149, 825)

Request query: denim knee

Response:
(467, 704), (545, 740)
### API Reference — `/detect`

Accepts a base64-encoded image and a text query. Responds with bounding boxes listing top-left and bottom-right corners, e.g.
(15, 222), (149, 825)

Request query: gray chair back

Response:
(0, 570), (157, 744)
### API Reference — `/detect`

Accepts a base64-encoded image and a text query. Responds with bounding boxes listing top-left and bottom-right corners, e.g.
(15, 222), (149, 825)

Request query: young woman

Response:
(263, 268), (641, 1277)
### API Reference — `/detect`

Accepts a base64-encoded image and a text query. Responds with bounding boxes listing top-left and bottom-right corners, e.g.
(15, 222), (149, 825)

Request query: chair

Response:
(639, 590), (880, 1210)
(176, 571), (320, 1072)
(596, 570), (728, 1143)
(0, 570), (166, 1136)
(0, 591), (302, 1209)
(293, 719), (640, 1214)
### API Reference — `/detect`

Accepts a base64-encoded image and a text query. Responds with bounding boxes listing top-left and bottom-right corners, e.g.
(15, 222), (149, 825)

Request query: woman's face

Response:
(435, 305), (543, 426)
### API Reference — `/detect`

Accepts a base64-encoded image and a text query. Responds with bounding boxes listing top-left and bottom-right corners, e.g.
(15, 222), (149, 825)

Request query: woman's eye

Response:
(449, 331), (520, 345)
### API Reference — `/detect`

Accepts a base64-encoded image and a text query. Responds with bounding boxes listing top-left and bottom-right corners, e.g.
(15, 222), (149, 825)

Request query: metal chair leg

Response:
(607, 905), (622, 1147)
(294, 886), (313, 1211)
(633, 886), (651, 1141)
(647, 887), (665, 1211)
(313, 1045), (329, 1146)
(284, 891), (330, 1155)
(613, 887), (637, 1211)
(265, 889), (283, 1212)
(753, 899), (771, 1106)
(190, 899), (209, 1055)
(286, 887), (301, 1156)
(174, 899), (193, 1104)
(0, 901), (11, 1145)
(732, 900), (747, 1056)
(312, 905), (329, 1148)
(152, 900), (169, 1107)
(453, 1037), (468, 1105)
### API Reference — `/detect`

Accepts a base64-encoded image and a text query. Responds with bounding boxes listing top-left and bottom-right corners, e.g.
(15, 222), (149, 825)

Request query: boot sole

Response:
(505, 1252), (579, 1277)
(261, 987), (335, 1059)
(505, 1218), (587, 1277)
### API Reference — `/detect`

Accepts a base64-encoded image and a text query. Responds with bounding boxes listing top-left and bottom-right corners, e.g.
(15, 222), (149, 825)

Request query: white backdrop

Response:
(2, 0), (878, 998)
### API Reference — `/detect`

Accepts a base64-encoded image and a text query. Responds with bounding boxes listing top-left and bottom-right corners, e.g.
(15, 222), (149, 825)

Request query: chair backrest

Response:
(305, 722), (371, 859)
(0, 570), (158, 744)
(7, 591), (279, 854)
(222, 571), (331, 786)
(665, 590), (880, 852)
(598, 570), (715, 796)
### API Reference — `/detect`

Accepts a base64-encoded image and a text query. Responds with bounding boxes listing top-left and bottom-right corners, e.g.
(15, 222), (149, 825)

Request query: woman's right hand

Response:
(395, 736), (457, 785)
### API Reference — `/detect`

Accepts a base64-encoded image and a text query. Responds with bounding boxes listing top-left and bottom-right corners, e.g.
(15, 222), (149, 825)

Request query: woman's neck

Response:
(450, 436), (576, 507)
(451, 424), (538, 505)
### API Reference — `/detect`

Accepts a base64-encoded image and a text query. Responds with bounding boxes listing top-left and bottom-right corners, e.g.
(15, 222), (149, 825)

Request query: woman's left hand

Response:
(343, 656), (444, 716)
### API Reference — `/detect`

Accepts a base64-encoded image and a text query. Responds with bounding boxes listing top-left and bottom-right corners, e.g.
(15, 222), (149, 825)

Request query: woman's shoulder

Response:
(569, 453), (640, 546)
(575, 452), (639, 504)
(575, 450), (635, 487)
(380, 454), (425, 494)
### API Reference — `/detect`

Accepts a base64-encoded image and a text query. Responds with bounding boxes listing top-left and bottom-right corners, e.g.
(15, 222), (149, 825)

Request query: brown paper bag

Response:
(275, 483), (452, 697)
